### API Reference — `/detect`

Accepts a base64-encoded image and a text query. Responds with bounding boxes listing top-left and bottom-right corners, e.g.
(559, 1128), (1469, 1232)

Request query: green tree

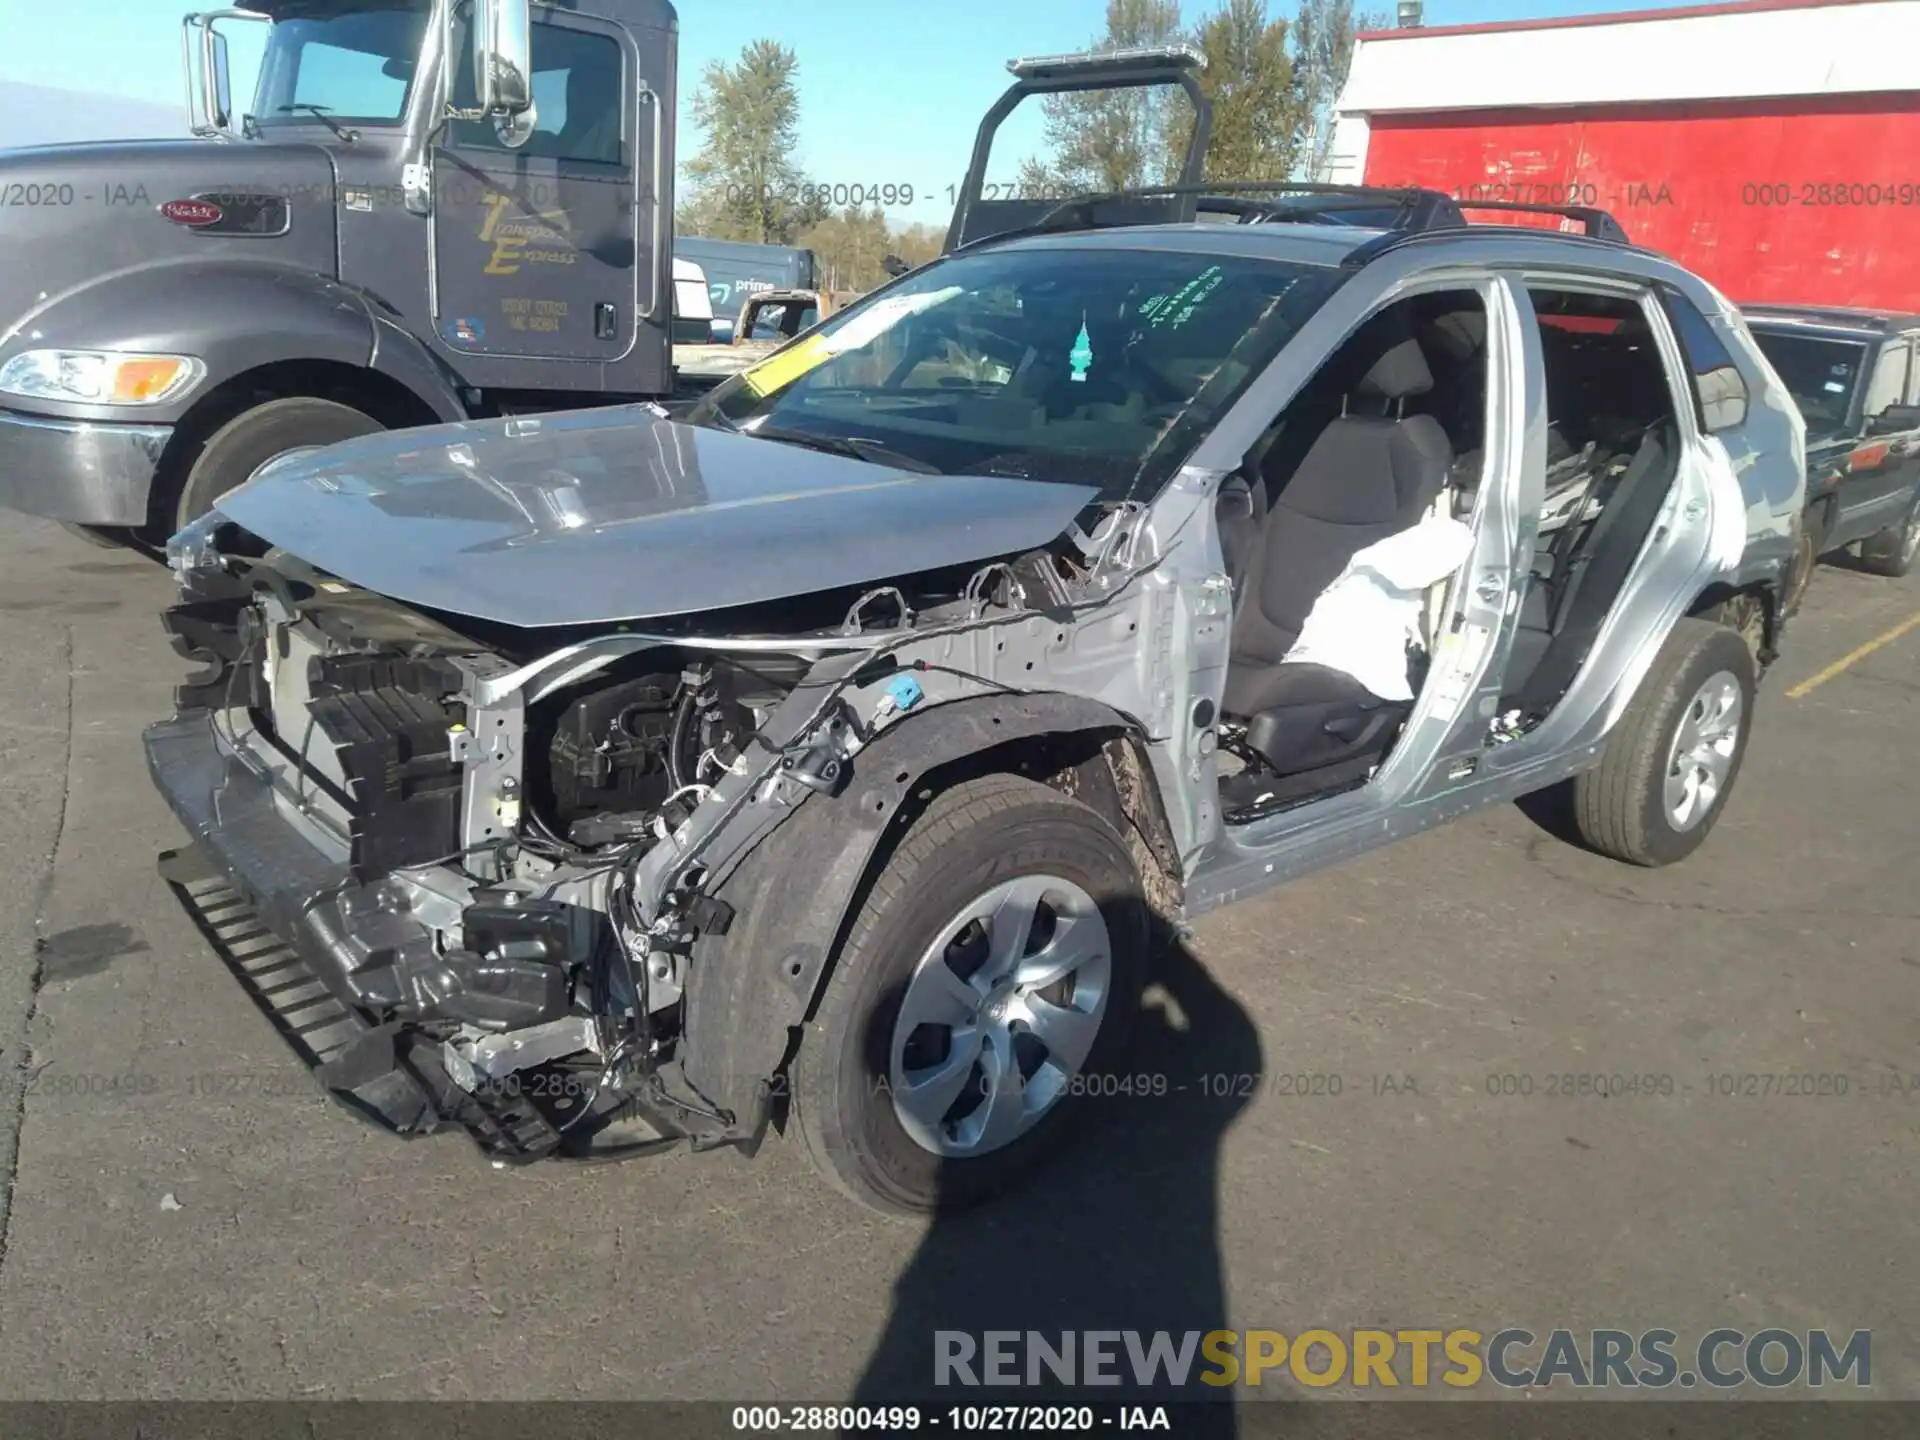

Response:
(679, 40), (818, 243)
(1016, 0), (1187, 198)
(1163, 0), (1300, 185)
(1291, 0), (1389, 179)
(798, 206), (898, 295)
(888, 221), (946, 271)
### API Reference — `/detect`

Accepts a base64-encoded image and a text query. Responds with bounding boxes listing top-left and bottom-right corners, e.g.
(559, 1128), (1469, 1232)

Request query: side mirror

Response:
(1867, 404), (1920, 436)
(210, 28), (233, 130)
(473, 0), (534, 117)
(882, 254), (910, 279)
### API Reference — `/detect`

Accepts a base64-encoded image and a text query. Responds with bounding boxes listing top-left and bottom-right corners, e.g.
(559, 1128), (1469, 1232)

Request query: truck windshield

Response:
(1745, 327), (1868, 441)
(686, 245), (1347, 502)
(251, 5), (429, 127)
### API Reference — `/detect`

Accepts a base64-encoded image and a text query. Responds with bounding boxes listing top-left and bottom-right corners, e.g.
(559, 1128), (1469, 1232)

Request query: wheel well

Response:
(791, 727), (1185, 1034)
(1689, 581), (1778, 669)
(1805, 492), (1837, 539)
(141, 360), (446, 537)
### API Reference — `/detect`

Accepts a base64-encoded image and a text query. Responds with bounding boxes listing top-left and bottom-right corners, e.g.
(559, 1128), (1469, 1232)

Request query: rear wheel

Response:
(1572, 618), (1756, 867)
(171, 397), (384, 532)
(792, 773), (1149, 1216)
(1858, 489), (1920, 578)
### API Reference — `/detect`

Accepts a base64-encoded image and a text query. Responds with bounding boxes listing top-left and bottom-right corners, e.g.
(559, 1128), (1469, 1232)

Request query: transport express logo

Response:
(934, 1328), (1872, 1390)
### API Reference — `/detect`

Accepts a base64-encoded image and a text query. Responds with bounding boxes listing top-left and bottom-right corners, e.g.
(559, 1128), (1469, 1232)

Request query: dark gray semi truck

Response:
(0, 2), (1207, 547)
(0, 0), (687, 546)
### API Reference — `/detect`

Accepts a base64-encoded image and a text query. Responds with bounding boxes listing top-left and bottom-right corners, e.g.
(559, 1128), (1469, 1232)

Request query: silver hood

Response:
(209, 406), (1102, 627)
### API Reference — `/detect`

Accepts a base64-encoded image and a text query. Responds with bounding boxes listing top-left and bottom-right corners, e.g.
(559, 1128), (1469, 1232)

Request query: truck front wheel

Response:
(791, 773), (1149, 1216)
(172, 397), (384, 532)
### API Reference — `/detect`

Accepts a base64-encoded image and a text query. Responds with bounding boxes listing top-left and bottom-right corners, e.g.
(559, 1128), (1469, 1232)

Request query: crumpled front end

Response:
(146, 467), (1162, 1169)
(142, 543), (779, 1162)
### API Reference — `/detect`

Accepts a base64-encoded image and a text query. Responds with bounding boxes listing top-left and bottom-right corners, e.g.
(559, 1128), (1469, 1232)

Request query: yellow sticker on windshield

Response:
(741, 334), (832, 396)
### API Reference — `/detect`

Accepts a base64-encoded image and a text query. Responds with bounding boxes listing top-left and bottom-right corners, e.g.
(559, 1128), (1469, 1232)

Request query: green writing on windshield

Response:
(1140, 265), (1226, 331)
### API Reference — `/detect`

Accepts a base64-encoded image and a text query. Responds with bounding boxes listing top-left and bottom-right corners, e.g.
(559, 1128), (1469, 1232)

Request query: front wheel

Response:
(171, 397), (384, 532)
(1858, 490), (1920, 578)
(792, 773), (1149, 1216)
(1572, 618), (1756, 867)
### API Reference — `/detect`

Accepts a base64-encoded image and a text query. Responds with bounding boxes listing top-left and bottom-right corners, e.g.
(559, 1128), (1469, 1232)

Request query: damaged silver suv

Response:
(148, 182), (1805, 1214)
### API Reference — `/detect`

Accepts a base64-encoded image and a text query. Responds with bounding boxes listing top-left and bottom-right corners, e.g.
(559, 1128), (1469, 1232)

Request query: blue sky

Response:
(0, 0), (1702, 226)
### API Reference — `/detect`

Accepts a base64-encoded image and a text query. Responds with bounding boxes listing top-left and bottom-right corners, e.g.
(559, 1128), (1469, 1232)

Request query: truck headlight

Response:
(0, 349), (205, 406)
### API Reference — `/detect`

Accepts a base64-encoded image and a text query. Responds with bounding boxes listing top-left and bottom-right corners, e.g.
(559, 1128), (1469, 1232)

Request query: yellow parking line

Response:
(1787, 609), (1920, 699)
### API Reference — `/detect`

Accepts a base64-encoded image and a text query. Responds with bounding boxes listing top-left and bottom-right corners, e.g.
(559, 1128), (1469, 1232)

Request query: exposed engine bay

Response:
(149, 498), (1171, 1164)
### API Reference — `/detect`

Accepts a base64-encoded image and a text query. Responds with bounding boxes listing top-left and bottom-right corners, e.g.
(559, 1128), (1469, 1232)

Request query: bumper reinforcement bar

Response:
(158, 845), (655, 1164)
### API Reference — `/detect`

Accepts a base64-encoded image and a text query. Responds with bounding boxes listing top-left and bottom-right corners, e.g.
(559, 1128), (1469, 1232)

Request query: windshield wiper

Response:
(748, 427), (944, 474)
(275, 104), (358, 142)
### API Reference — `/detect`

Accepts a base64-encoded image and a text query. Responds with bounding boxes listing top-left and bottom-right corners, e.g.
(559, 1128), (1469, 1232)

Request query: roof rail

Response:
(953, 181), (1464, 252)
(947, 178), (1640, 261)
(1447, 198), (1632, 244)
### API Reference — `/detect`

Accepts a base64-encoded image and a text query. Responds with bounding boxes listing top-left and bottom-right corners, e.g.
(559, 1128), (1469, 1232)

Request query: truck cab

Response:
(0, 0), (677, 540)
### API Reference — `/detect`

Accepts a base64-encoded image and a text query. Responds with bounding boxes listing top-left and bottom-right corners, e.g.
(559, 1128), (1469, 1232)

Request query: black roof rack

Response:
(1446, 198), (1632, 244)
(952, 180), (1637, 259)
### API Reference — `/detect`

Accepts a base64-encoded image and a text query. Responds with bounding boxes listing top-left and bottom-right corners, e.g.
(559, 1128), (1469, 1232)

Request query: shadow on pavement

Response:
(851, 929), (1261, 1437)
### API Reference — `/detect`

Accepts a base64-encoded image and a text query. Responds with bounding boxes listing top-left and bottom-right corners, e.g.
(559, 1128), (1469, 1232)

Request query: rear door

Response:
(1478, 277), (1745, 766)
(430, 8), (643, 369)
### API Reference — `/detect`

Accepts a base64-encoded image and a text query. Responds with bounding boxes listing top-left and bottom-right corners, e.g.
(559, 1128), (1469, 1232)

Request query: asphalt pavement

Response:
(0, 512), (1913, 1401)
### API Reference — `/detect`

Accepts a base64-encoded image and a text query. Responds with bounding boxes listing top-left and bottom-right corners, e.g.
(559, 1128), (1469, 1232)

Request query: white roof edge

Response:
(1337, 1), (1920, 113)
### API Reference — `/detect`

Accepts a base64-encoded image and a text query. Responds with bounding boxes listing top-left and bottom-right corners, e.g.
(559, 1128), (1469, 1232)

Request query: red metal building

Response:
(1324, 0), (1920, 309)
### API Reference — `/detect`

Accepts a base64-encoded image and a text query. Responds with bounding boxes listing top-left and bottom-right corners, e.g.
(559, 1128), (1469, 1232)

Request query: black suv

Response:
(1743, 305), (1920, 606)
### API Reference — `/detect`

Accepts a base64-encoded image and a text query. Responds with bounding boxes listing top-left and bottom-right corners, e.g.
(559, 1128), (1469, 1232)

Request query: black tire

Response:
(1857, 489), (1920, 578)
(1782, 504), (1826, 615)
(171, 397), (384, 531)
(792, 773), (1149, 1217)
(1572, 618), (1756, 868)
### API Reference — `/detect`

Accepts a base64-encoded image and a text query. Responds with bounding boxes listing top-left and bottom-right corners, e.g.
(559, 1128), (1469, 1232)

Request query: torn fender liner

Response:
(683, 692), (1146, 1123)
(212, 407), (1101, 627)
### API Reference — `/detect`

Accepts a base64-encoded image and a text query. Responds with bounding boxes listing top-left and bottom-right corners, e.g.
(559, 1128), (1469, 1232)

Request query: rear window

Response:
(1745, 327), (1868, 442)
(1657, 286), (1749, 433)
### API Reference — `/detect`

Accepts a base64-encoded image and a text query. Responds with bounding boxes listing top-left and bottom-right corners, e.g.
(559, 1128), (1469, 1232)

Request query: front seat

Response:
(1224, 333), (1453, 778)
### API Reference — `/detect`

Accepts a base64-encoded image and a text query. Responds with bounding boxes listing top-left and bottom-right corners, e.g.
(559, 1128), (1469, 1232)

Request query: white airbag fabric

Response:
(1283, 513), (1477, 701)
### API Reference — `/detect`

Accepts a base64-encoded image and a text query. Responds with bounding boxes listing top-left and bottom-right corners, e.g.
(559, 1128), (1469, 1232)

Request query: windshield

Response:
(1745, 328), (1868, 441)
(687, 244), (1348, 502)
(251, 5), (428, 126)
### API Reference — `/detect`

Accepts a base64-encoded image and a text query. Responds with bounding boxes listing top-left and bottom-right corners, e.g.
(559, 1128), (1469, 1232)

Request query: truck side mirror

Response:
(882, 254), (910, 279)
(1867, 404), (1920, 436)
(474, 0), (535, 119)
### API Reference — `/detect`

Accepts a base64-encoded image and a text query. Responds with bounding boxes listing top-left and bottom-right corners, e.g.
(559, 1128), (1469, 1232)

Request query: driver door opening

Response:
(1217, 288), (1490, 822)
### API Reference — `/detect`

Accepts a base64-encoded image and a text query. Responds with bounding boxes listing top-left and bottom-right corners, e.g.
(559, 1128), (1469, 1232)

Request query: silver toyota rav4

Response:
(149, 191), (1806, 1214)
